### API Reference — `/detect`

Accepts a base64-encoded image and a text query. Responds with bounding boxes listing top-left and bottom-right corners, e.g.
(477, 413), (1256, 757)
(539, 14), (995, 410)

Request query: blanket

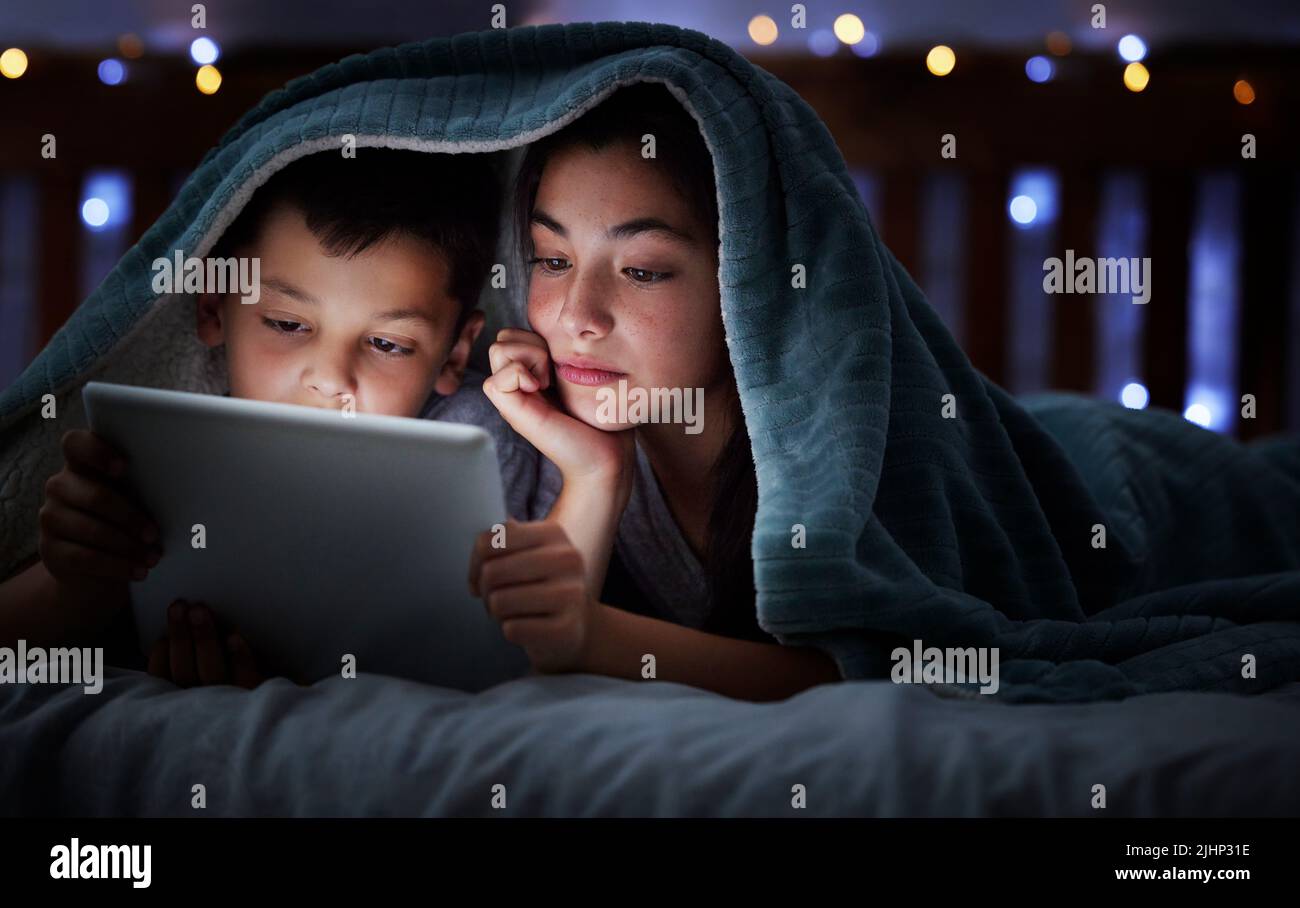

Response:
(2, 22), (1298, 703)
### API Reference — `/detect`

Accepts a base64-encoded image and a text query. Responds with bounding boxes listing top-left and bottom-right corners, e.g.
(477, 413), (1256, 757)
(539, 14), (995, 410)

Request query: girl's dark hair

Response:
(514, 83), (770, 643)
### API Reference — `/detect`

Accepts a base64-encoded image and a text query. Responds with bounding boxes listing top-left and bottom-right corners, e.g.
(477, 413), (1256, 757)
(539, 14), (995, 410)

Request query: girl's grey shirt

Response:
(422, 371), (713, 630)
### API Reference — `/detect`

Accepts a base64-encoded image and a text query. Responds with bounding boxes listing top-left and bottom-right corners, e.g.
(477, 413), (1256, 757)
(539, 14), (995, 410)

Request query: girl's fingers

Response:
(486, 360), (540, 394)
(487, 341), (551, 390)
(146, 637), (170, 679)
(485, 582), (563, 623)
(167, 600), (197, 687)
(495, 328), (548, 350)
(227, 634), (263, 689)
(187, 605), (227, 684)
(478, 543), (584, 596)
(469, 521), (563, 592)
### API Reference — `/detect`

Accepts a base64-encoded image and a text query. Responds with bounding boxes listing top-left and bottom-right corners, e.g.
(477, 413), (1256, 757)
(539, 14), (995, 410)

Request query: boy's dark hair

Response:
(213, 148), (501, 329)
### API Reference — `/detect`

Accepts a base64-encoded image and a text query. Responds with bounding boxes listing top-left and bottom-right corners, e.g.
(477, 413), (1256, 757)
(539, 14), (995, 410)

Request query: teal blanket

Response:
(2, 22), (1298, 703)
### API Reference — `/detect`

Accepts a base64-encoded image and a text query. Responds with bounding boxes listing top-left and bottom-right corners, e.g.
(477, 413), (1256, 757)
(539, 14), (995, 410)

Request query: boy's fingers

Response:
(146, 637), (170, 678)
(227, 634), (263, 690)
(167, 600), (197, 687)
(40, 505), (156, 565)
(46, 471), (155, 541)
(61, 429), (127, 480)
(188, 606), (227, 684)
(42, 539), (142, 582)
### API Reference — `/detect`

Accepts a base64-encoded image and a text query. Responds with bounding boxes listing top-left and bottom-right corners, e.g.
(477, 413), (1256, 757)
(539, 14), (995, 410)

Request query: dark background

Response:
(1, 0), (1297, 436)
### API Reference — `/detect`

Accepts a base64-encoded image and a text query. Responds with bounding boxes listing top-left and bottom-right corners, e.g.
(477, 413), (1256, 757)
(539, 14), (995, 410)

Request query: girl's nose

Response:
(558, 271), (615, 339)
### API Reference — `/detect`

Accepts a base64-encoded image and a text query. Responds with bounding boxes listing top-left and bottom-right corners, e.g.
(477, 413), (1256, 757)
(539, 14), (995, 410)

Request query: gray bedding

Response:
(3, 669), (1298, 817)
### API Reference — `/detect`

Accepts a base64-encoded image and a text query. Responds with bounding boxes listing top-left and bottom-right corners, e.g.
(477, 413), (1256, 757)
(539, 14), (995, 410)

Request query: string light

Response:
(196, 64), (222, 94)
(833, 14), (866, 45)
(1123, 62), (1150, 92)
(748, 15), (778, 46)
(0, 48), (28, 79)
(1233, 79), (1255, 105)
(926, 45), (956, 76)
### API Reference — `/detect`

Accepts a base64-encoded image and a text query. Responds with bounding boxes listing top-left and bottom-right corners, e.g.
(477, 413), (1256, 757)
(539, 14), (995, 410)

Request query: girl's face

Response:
(525, 141), (730, 431)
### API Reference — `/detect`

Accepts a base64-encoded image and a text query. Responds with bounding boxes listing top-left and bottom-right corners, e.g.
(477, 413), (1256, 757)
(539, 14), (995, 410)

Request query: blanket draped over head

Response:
(2, 22), (1298, 703)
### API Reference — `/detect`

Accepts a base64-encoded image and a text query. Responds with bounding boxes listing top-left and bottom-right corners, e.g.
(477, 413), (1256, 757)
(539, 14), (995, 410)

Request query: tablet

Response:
(82, 381), (531, 691)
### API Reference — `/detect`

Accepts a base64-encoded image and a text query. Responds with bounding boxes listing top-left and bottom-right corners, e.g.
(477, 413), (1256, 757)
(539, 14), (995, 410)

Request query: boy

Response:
(0, 148), (519, 686)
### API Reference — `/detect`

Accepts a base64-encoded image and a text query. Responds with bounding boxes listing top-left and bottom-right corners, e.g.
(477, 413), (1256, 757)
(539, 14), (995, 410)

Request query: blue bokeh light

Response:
(1025, 55), (1054, 83)
(190, 36), (220, 65)
(97, 58), (126, 85)
(1118, 34), (1147, 63)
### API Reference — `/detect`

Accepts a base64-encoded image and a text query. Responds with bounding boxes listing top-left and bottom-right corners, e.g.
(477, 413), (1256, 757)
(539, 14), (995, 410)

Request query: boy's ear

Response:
(195, 293), (226, 347)
(434, 309), (485, 396)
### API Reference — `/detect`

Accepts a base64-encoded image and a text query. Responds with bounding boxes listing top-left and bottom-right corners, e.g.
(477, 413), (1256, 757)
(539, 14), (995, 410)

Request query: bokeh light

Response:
(1120, 382), (1150, 409)
(926, 45), (956, 76)
(1025, 56), (1054, 83)
(748, 15), (778, 46)
(1183, 403), (1212, 427)
(117, 34), (144, 59)
(196, 64), (222, 94)
(97, 58), (126, 86)
(809, 29), (838, 57)
(81, 198), (110, 228)
(1046, 31), (1072, 56)
(1118, 34), (1147, 63)
(1123, 62), (1150, 92)
(1233, 79), (1256, 104)
(0, 48), (28, 79)
(833, 14), (866, 45)
(1009, 195), (1038, 225)
(850, 31), (881, 58)
(190, 36), (220, 65)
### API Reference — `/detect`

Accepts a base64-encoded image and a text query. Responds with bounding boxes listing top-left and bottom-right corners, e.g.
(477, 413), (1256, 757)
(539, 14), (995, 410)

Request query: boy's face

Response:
(197, 202), (484, 417)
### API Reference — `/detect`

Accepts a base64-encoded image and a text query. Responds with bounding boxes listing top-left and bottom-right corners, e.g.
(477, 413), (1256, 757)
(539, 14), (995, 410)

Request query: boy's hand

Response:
(468, 520), (601, 674)
(146, 600), (265, 689)
(484, 329), (633, 486)
(38, 429), (161, 626)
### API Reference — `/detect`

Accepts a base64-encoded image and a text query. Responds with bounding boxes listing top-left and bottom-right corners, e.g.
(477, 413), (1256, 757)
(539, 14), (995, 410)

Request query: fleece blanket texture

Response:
(2, 22), (1298, 703)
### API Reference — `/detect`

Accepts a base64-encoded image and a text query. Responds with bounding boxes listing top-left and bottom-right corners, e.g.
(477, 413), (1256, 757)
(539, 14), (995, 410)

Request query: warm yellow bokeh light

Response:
(1233, 79), (1255, 105)
(748, 15), (779, 46)
(1123, 61), (1149, 92)
(196, 64), (222, 94)
(834, 14), (866, 45)
(0, 48), (29, 79)
(1045, 31), (1072, 56)
(926, 45), (956, 76)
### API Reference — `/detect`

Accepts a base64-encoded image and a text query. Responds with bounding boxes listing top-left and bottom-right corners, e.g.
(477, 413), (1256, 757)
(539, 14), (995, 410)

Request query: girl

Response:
(468, 84), (841, 701)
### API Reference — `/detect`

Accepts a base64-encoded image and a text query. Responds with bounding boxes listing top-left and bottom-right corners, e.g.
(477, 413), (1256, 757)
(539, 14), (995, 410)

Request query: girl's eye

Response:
(623, 267), (671, 284)
(528, 256), (571, 275)
(369, 336), (414, 357)
(262, 317), (307, 334)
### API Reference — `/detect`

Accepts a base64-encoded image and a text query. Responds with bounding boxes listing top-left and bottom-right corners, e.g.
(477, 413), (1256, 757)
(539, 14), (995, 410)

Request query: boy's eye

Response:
(369, 336), (414, 357)
(623, 267), (671, 284)
(262, 317), (307, 334)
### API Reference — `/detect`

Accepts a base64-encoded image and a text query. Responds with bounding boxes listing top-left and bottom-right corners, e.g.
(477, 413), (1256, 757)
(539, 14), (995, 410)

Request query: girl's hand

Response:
(468, 519), (601, 674)
(146, 600), (265, 689)
(38, 429), (161, 629)
(484, 328), (633, 486)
